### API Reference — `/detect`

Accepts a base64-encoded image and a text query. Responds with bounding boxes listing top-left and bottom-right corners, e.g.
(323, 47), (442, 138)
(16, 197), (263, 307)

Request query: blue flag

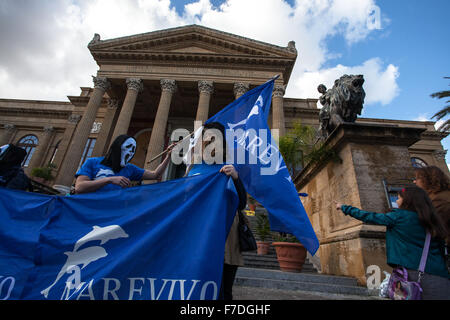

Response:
(0, 172), (238, 300)
(206, 78), (319, 255)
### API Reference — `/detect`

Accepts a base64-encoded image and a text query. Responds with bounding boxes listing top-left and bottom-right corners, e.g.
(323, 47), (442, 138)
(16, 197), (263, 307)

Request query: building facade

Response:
(0, 25), (448, 194)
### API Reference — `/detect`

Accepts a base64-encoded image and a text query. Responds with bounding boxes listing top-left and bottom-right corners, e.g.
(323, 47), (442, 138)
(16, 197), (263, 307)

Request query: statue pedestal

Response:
(294, 123), (425, 285)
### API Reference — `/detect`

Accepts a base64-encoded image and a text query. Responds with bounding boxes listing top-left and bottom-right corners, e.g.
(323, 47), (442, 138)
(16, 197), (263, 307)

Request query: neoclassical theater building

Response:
(0, 25), (448, 194)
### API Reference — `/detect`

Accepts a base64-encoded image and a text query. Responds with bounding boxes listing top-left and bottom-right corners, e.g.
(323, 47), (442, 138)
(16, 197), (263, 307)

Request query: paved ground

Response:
(233, 285), (385, 300)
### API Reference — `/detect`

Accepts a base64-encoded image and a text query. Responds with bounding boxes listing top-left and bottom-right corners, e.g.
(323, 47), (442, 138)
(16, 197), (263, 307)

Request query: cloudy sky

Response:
(0, 0), (449, 164)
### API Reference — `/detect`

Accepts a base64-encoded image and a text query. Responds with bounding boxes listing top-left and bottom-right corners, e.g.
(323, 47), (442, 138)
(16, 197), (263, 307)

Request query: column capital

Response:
(3, 123), (16, 131)
(233, 82), (250, 97)
(126, 78), (144, 93)
(43, 126), (55, 134)
(433, 149), (447, 161)
(107, 98), (120, 109)
(198, 80), (214, 95)
(160, 79), (177, 93)
(92, 76), (111, 91)
(272, 84), (286, 98)
(68, 114), (81, 124)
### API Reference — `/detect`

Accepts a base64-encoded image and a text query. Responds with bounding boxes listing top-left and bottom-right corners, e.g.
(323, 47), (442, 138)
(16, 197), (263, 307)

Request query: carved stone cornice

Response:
(88, 33), (101, 47)
(160, 79), (177, 93)
(68, 114), (81, 124)
(92, 76), (111, 91)
(272, 84), (286, 98)
(433, 149), (447, 161)
(107, 98), (120, 109)
(88, 25), (298, 84)
(3, 123), (16, 131)
(287, 41), (297, 53)
(126, 78), (144, 93)
(233, 82), (249, 97)
(198, 80), (214, 95)
(43, 126), (55, 134)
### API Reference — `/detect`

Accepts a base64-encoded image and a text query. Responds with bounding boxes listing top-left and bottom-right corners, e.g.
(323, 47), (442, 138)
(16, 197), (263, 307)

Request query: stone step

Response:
(235, 268), (378, 297)
(242, 252), (317, 272)
(242, 248), (318, 273)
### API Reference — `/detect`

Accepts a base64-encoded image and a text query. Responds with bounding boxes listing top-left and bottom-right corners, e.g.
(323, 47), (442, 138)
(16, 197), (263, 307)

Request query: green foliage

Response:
(31, 163), (57, 181)
(278, 121), (341, 178)
(274, 233), (300, 243)
(255, 214), (271, 241)
(431, 77), (450, 132)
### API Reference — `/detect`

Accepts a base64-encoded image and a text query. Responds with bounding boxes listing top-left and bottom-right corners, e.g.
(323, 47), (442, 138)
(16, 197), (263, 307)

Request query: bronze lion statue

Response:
(318, 74), (365, 139)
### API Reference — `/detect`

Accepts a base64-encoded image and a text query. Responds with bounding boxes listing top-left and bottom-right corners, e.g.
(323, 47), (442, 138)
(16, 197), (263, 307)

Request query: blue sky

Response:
(0, 0), (448, 164)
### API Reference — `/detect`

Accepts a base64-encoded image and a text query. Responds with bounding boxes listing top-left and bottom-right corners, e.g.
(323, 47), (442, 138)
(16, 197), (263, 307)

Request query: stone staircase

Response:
(242, 246), (317, 273)
(243, 208), (317, 273)
(239, 209), (379, 298)
(235, 267), (379, 297)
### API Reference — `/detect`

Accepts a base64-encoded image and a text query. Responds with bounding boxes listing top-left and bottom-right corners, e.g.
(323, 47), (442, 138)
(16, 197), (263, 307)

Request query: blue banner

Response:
(0, 172), (238, 300)
(206, 78), (319, 255)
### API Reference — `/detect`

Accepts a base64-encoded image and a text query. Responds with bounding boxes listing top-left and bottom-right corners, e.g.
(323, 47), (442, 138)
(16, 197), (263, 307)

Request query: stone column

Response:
(433, 149), (449, 174)
(27, 126), (55, 170)
(233, 82), (249, 99)
(0, 124), (17, 146)
(196, 80), (214, 124)
(110, 78), (143, 144)
(91, 98), (120, 157)
(55, 76), (110, 188)
(144, 79), (177, 172)
(52, 115), (81, 194)
(272, 84), (286, 137)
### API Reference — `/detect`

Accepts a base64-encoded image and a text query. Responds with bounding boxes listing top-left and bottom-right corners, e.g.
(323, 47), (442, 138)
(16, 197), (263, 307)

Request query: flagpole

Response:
(146, 131), (194, 164)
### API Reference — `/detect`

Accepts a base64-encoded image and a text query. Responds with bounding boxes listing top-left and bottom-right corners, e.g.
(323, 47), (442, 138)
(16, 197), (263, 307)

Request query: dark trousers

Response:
(219, 263), (238, 300)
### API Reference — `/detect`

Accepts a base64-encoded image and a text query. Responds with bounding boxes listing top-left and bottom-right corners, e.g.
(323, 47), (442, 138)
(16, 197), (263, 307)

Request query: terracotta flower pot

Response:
(256, 241), (271, 255)
(272, 242), (307, 273)
(33, 177), (46, 184)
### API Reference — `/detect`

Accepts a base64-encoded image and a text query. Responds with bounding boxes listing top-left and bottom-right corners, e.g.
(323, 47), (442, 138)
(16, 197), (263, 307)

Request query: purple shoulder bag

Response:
(387, 232), (431, 300)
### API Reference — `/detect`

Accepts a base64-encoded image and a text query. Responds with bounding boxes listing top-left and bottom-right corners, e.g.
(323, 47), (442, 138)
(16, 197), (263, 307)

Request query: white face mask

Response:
(120, 138), (136, 167)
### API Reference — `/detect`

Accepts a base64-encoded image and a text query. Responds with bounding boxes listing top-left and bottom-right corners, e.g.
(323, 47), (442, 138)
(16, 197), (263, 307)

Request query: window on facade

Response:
(411, 157), (427, 168)
(78, 138), (96, 170)
(50, 140), (61, 165)
(17, 135), (39, 167)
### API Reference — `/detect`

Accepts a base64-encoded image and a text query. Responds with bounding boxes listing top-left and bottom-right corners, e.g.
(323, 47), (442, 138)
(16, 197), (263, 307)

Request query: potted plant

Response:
(255, 214), (271, 255)
(247, 194), (257, 212)
(272, 233), (307, 272)
(30, 163), (56, 184)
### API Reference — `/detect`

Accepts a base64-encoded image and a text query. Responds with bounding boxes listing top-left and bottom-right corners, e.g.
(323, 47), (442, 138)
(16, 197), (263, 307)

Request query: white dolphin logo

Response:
(227, 96), (263, 131)
(41, 225), (129, 298)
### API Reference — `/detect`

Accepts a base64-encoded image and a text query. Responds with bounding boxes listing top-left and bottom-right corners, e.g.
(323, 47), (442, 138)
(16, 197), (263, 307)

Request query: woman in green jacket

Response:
(336, 186), (449, 299)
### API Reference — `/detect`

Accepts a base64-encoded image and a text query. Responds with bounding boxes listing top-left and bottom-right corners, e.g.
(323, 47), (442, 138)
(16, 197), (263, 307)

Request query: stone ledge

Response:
(294, 122), (425, 190)
(319, 228), (386, 245)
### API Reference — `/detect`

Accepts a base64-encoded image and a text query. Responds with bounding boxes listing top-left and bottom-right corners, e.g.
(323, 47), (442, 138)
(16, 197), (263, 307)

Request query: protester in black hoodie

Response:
(0, 144), (32, 191)
(74, 134), (174, 194)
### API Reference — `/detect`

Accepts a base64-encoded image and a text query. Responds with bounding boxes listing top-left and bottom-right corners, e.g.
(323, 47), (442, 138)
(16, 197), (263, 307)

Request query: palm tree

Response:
(431, 77), (450, 132)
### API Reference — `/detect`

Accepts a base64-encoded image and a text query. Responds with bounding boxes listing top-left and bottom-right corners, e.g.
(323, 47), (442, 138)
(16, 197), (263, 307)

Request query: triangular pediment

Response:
(88, 25), (297, 59)
(168, 46), (217, 54)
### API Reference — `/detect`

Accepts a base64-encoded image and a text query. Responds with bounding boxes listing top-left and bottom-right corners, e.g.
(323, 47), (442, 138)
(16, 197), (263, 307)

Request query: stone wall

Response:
(295, 123), (426, 285)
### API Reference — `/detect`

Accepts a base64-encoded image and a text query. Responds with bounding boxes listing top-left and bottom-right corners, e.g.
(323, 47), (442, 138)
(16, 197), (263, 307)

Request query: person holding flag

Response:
(187, 76), (319, 257)
(185, 121), (247, 300)
(74, 134), (175, 194)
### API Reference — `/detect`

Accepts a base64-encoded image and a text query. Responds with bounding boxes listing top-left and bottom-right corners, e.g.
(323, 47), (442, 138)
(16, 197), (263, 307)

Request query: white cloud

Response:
(0, 0), (398, 107)
(294, 58), (399, 107)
